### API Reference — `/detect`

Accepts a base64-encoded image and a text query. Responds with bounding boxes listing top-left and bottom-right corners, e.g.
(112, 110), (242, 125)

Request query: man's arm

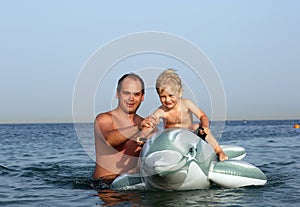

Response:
(94, 114), (141, 147)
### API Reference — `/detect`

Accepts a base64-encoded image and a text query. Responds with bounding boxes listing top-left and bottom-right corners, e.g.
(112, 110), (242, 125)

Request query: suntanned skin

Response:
(93, 76), (155, 181)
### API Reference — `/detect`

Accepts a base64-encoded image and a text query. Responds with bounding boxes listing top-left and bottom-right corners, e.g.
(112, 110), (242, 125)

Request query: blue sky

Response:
(1, 0), (300, 123)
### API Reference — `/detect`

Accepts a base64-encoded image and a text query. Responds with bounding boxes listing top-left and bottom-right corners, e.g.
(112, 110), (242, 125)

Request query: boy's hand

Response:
(200, 127), (210, 135)
(198, 127), (210, 139)
(218, 150), (228, 161)
(139, 115), (158, 129)
(214, 145), (228, 161)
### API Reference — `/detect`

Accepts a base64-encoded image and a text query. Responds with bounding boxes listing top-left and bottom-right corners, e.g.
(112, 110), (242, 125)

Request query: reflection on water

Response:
(141, 186), (266, 207)
(96, 190), (142, 206)
(94, 185), (266, 207)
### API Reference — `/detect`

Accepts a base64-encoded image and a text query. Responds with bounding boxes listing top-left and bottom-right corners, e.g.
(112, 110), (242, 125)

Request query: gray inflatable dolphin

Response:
(111, 128), (267, 190)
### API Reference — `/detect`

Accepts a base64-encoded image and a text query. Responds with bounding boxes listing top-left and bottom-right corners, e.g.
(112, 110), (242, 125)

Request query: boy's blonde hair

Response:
(156, 69), (183, 94)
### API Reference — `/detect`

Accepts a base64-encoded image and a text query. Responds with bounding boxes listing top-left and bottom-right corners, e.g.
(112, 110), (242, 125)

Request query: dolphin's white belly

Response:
(141, 128), (214, 190)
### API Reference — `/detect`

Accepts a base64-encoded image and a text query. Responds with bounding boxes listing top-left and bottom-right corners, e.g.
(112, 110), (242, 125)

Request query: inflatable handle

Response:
(137, 137), (147, 146)
(197, 127), (207, 140)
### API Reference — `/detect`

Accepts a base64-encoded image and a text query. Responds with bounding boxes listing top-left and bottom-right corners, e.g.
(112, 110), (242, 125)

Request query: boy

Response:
(139, 69), (228, 161)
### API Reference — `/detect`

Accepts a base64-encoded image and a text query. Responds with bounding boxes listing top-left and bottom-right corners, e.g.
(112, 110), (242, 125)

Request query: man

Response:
(93, 73), (154, 184)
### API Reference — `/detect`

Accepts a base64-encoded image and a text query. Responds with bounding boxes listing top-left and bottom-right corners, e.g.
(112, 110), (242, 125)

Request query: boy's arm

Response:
(95, 113), (142, 147)
(185, 99), (228, 161)
(205, 134), (228, 161)
(141, 108), (165, 128)
(185, 99), (209, 129)
(135, 109), (165, 145)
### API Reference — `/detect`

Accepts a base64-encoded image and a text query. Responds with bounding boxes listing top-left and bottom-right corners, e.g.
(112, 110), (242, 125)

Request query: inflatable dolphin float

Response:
(111, 128), (267, 190)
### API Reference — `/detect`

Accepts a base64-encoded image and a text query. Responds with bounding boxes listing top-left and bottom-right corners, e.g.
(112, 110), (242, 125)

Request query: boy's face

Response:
(158, 85), (182, 109)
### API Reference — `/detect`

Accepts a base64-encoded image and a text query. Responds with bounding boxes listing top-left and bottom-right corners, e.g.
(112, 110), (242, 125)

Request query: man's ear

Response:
(141, 94), (145, 102)
(116, 91), (119, 98)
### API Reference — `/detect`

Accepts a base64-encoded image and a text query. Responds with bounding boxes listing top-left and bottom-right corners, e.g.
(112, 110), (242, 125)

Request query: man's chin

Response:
(126, 107), (137, 114)
(128, 110), (137, 114)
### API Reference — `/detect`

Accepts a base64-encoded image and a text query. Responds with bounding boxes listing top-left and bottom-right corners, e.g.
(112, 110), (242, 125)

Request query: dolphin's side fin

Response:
(208, 160), (267, 187)
(221, 145), (246, 160)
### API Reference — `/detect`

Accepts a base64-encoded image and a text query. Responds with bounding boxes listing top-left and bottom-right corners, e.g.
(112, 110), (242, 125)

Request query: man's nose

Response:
(129, 94), (134, 100)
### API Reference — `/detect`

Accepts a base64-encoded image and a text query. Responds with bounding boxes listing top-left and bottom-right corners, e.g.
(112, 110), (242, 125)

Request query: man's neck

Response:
(114, 107), (135, 121)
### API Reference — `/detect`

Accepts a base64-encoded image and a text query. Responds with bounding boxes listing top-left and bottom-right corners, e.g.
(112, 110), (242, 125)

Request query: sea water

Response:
(0, 120), (299, 206)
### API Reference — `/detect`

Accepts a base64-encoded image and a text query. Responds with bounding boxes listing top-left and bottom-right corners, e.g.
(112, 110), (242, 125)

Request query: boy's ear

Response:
(179, 88), (183, 97)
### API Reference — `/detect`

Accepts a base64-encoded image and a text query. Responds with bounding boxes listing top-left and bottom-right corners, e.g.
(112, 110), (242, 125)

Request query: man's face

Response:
(117, 78), (144, 114)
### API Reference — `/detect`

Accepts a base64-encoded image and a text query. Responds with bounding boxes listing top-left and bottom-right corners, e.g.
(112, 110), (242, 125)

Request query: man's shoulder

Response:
(95, 111), (113, 123)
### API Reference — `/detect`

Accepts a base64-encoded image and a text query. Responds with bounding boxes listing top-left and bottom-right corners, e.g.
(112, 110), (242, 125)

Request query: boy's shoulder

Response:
(181, 98), (194, 104)
(181, 98), (198, 108)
